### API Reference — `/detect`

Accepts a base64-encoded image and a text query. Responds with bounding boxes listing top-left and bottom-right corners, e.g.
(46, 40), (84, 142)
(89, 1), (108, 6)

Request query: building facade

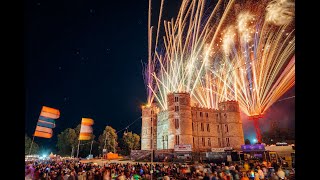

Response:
(141, 92), (244, 151)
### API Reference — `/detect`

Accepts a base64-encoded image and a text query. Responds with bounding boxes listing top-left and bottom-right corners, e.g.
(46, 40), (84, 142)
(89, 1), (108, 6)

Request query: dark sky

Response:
(25, 0), (294, 152)
(25, 0), (150, 151)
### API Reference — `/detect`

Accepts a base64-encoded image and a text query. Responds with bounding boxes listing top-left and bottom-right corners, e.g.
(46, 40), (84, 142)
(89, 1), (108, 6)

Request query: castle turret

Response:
(167, 93), (193, 150)
(141, 104), (158, 150)
(218, 100), (244, 150)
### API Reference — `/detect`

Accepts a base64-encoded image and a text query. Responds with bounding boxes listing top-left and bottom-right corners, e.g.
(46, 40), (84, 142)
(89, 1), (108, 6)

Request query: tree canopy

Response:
(98, 126), (118, 154)
(25, 134), (39, 155)
(56, 128), (77, 156)
(119, 132), (140, 155)
(57, 124), (98, 157)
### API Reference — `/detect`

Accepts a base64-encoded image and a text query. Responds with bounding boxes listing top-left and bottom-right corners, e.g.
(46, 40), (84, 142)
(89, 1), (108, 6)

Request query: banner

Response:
(241, 144), (265, 152)
(34, 106), (60, 138)
(79, 118), (94, 140)
(211, 148), (225, 152)
(174, 144), (192, 152)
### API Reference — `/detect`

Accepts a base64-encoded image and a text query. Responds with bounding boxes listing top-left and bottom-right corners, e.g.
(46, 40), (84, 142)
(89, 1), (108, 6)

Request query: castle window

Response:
(207, 124), (210, 132)
(218, 138), (221, 147)
(226, 124), (229, 132)
(175, 119), (179, 129)
(163, 136), (165, 149)
(174, 96), (179, 102)
(192, 123), (194, 131)
(226, 138), (230, 147)
(224, 113), (227, 118)
(206, 113), (208, 118)
(193, 137), (195, 145)
(200, 112), (203, 117)
(208, 138), (211, 146)
(216, 114), (219, 118)
(217, 125), (220, 133)
(201, 123), (204, 131)
(176, 135), (180, 145)
(175, 106), (179, 112)
(202, 137), (205, 146)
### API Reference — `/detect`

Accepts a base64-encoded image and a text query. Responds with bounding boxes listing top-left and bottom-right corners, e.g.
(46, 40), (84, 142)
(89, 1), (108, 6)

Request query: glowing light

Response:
(144, 0), (295, 118)
(222, 26), (236, 54)
(265, 0), (295, 26)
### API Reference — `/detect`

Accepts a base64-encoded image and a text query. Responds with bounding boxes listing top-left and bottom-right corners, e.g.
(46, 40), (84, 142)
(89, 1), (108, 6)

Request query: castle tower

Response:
(218, 100), (244, 150)
(141, 104), (158, 150)
(167, 93), (193, 150)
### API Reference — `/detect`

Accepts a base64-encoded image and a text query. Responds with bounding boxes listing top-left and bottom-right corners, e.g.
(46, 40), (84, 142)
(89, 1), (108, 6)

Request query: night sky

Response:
(25, 0), (295, 152)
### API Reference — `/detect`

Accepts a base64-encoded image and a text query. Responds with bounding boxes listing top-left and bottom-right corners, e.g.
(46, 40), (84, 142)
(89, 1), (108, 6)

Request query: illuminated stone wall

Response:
(142, 93), (245, 151)
(218, 101), (245, 150)
(141, 105), (158, 150)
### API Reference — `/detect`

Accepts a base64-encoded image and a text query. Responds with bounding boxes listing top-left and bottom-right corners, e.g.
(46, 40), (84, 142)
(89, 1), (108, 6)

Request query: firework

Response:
(144, 0), (295, 142)
(265, 0), (295, 26)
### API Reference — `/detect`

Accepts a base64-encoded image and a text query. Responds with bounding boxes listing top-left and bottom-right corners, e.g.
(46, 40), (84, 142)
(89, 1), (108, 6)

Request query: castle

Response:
(141, 92), (244, 151)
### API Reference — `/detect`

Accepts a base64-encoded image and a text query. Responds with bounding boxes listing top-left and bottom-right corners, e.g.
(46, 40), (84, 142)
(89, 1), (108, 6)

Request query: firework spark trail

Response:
(266, 0), (295, 26)
(219, 5), (295, 116)
(144, 0), (295, 117)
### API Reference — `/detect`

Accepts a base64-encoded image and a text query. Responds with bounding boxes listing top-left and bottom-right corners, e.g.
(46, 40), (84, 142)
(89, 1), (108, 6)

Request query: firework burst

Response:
(144, 0), (295, 139)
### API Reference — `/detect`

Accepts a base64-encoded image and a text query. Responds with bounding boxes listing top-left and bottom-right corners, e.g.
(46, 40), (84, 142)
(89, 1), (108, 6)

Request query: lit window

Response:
(176, 135), (180, 145)
(175, 106), (179, 112)
(226, 138), (230, 147)
(175, 119), (179, 129)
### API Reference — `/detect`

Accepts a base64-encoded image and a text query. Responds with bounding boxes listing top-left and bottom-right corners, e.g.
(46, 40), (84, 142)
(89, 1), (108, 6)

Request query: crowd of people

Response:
(25, 158), (294, 180)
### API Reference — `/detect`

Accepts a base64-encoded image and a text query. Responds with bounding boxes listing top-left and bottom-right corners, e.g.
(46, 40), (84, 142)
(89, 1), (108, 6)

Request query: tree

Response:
(119, 132), (140, 155)
(57, 124), (98, 157)
(245, 139), (251, 145)
(98, 126), (118, 154)
(57, 128), (77, 156)
(25, 134), (39, 155)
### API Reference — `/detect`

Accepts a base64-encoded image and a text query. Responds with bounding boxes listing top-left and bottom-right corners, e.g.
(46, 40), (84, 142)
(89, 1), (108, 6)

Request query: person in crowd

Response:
(24, 158), (294, 180)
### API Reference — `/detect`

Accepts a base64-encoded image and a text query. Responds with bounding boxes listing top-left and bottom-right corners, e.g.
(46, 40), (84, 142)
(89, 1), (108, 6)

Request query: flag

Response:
(34, 106), (60, 138)
(79, 118), (94, 140)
